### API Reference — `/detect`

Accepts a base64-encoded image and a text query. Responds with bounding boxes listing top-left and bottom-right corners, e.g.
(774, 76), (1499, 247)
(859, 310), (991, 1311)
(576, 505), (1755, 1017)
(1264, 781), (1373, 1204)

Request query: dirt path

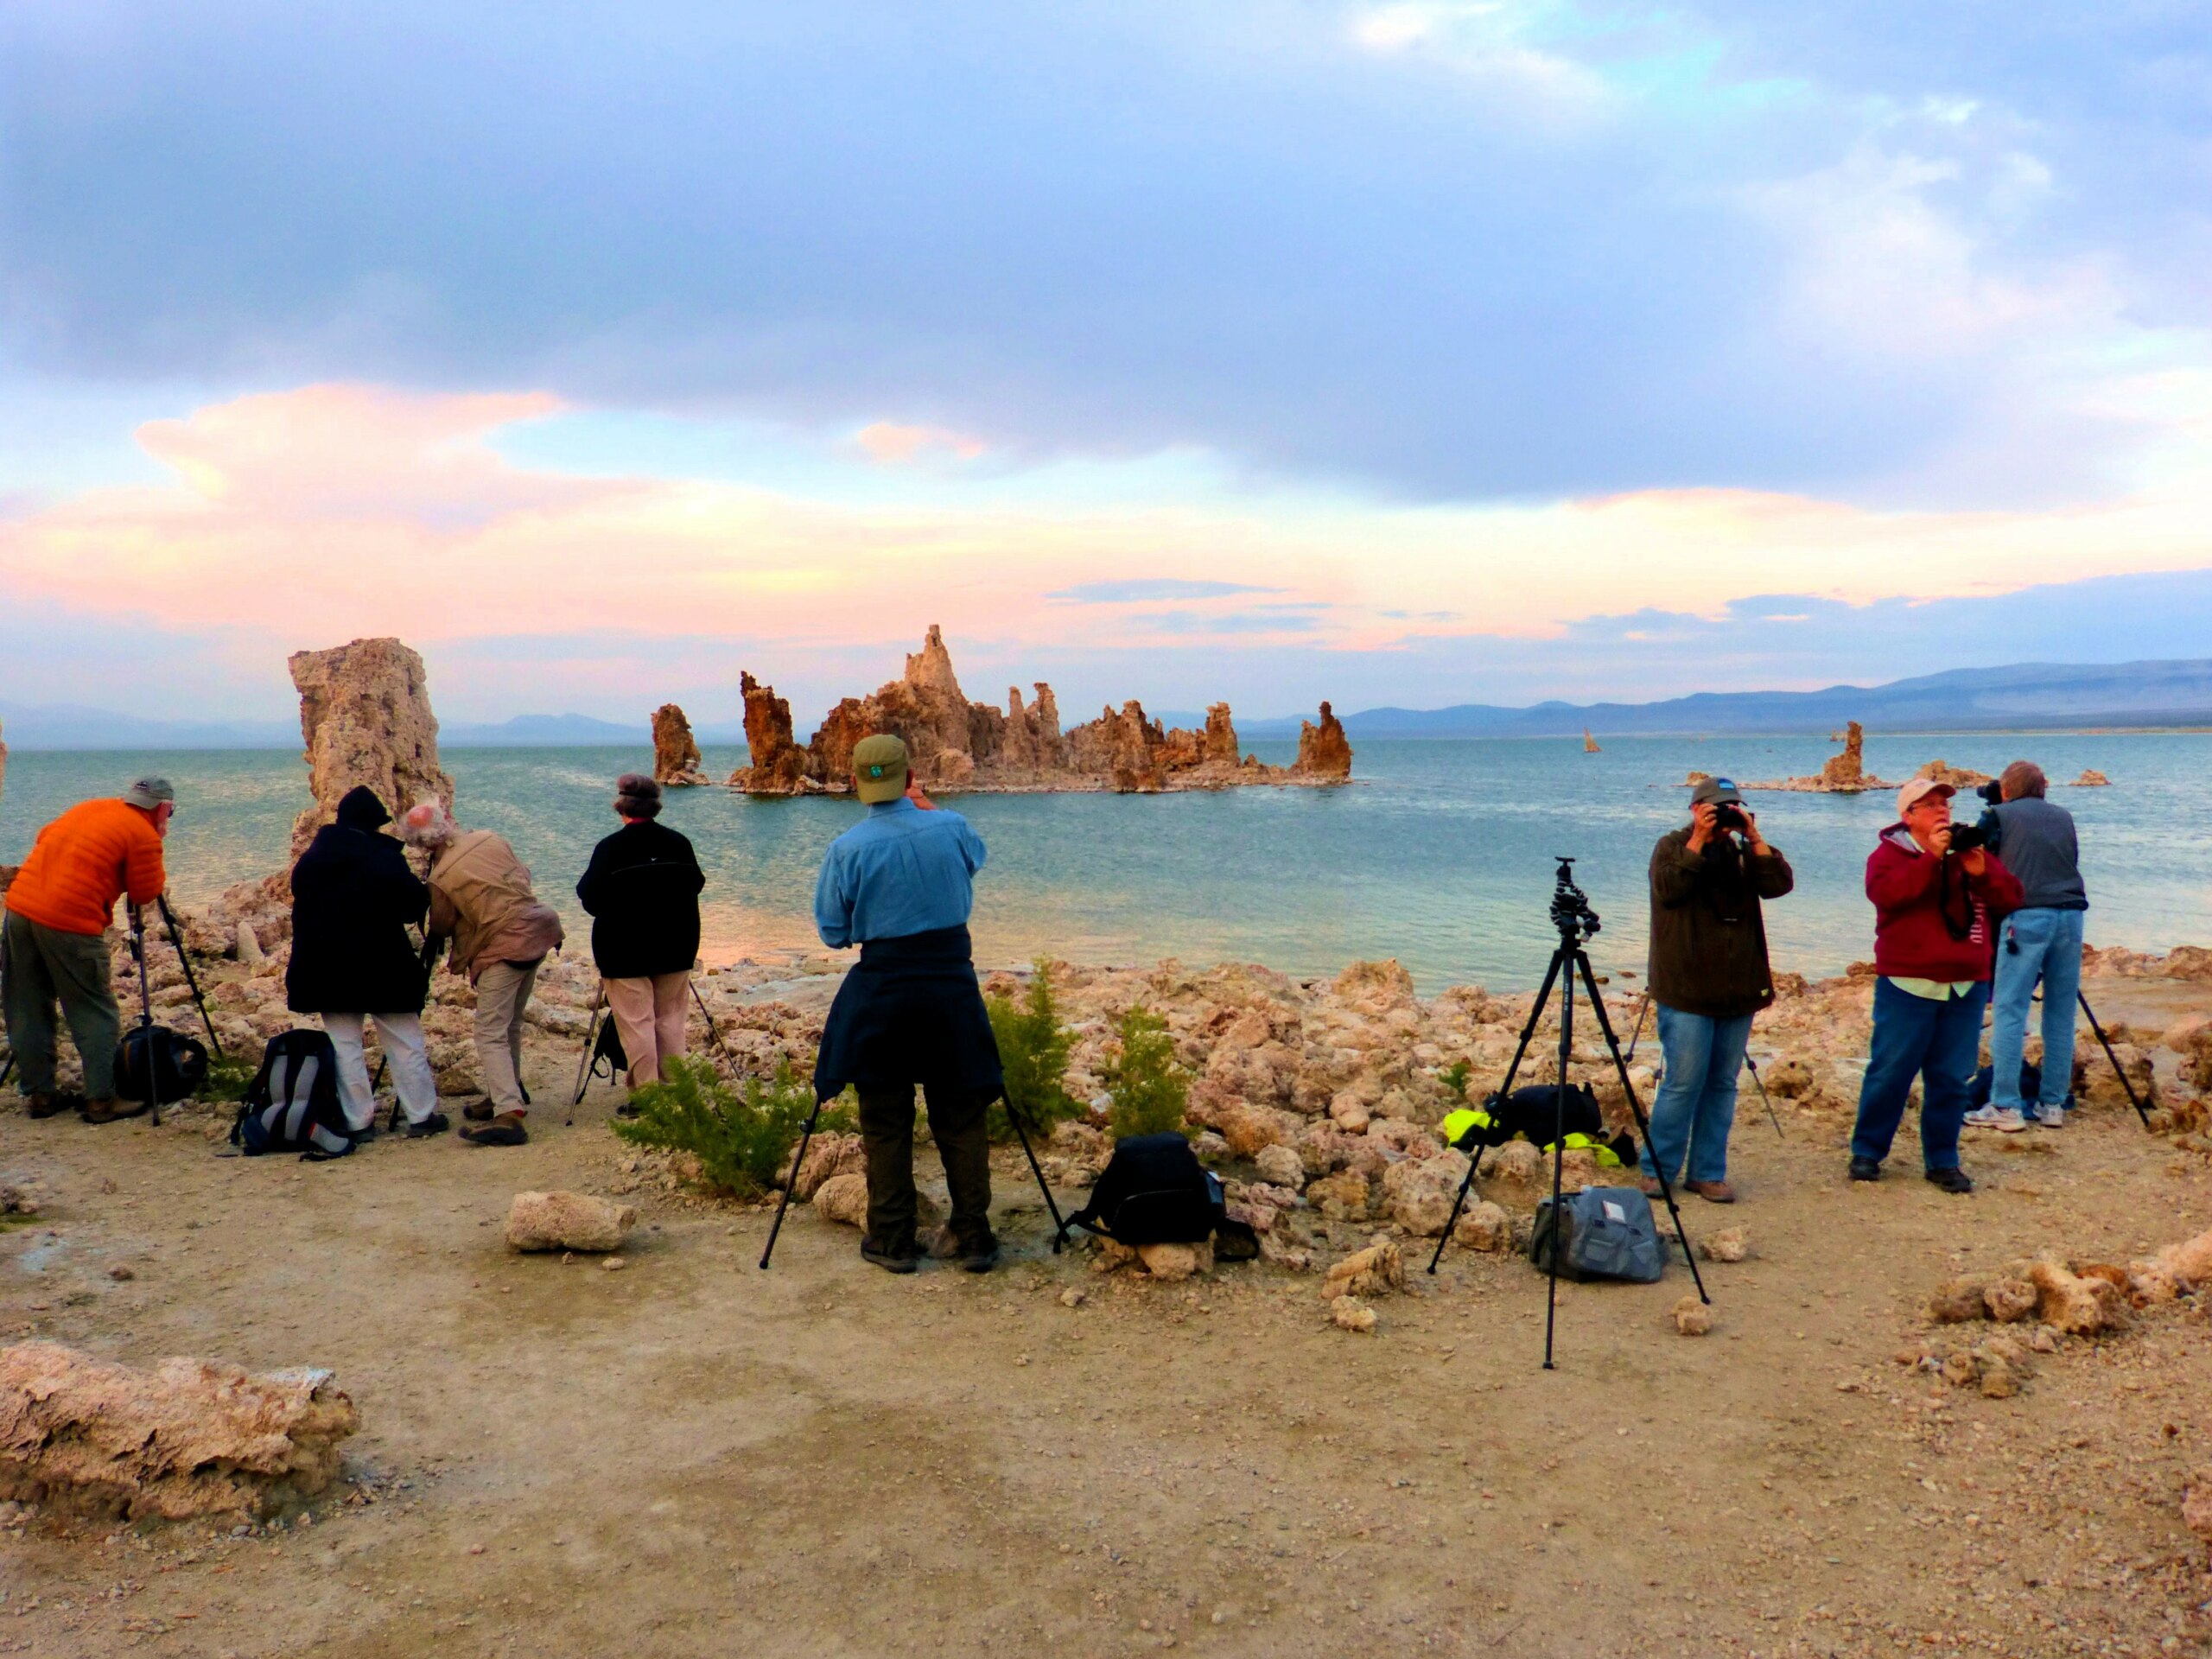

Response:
(3, 1001), (2211, 1658)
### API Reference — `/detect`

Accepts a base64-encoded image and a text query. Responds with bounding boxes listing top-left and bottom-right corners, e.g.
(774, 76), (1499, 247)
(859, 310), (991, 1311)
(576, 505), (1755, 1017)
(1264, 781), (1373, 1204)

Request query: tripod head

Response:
(1548, 856), (1601, 945)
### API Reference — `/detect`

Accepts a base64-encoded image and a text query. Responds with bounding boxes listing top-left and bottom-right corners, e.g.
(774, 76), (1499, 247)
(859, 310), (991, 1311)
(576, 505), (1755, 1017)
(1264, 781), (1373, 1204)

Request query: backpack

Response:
(232, 1030), (355, 1160)
(1060, 1132), (1260, 1261)
(1443, 1083), (1634, 1165)
(113, 1025), (209, 1109)
(1528, 1185), (1666, 1283)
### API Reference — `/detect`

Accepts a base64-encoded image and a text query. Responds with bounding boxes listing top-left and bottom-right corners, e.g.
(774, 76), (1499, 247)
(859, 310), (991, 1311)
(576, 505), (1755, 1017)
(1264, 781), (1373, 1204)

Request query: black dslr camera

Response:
(1948, 818), (1992, 853)
(1712, 803), (1750, 835)
(1974, 779), (2004, 806)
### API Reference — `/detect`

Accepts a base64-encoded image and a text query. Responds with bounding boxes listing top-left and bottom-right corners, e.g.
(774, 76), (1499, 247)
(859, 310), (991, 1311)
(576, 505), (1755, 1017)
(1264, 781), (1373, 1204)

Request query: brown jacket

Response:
(1647, 826), (1793, 1020)
(427, 830), (564, 981)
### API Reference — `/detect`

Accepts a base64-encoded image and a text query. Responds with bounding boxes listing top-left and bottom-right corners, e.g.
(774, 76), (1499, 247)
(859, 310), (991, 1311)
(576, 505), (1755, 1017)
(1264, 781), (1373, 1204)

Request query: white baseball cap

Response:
(1897, 776), (1955, 816)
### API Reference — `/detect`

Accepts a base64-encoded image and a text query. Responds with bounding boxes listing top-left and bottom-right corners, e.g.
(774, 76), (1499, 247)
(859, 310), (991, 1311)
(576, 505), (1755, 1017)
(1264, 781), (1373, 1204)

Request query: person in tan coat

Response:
(401, 802), (563, 1146)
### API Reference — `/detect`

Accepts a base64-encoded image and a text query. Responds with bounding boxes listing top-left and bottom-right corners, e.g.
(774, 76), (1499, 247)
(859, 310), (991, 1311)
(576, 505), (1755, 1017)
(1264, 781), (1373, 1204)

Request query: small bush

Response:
(984, 961), (1080, 1142)
(198, 1052), (257, 1103)
(1439, 1058), (1472, 1100)
(613, 1056), (824, 1199)
(1103, 1006), (1188, 1141)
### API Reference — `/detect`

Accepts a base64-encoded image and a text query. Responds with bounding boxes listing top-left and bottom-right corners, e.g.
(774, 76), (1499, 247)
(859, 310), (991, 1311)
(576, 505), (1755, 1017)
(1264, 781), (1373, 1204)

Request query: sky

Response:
(1, 1), (2208, 727)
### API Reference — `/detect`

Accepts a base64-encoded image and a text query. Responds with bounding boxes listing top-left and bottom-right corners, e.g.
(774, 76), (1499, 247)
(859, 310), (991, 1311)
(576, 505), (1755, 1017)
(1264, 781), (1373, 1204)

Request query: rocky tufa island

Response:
(727, 625), (1351, 795)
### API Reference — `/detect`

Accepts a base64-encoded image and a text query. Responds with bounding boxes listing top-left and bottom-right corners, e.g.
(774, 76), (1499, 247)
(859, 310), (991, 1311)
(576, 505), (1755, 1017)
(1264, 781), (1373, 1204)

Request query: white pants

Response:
(322, 1012), (439, 1130)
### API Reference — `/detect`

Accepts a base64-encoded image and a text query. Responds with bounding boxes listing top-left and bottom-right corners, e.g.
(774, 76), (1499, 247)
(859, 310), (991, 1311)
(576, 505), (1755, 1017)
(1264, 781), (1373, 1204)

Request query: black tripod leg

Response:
(1577, 954), (1707, 1304)
(690, 979), (743, 1082)
(2078, 990), (2154, 1129)
(1744, 1052), (1784, 1138)
(129, 906), (162, 1128)
(1428, 950), (1565, 1274)
(156, 896), (223, 1061)
(572, 1001), (601, 1109)
(760, 1096), (827, 1270)
(1004, 1106), (1071, 1252)
(1624, 991), (1652, 1066)
(1542, 947), (1574, 1370)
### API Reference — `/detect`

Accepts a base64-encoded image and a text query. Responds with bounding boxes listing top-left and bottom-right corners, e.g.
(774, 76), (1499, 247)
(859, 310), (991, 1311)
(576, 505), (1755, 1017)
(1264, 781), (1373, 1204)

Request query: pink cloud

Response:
(853, 421), (988, 465)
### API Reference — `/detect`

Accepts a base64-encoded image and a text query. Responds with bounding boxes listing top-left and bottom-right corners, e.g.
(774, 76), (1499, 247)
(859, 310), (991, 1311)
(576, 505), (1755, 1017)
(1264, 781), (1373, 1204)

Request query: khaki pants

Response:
(604, 971), (690, 1088)
(855, 1084), (994, 1256)
(2, 911), (120, 1099)
(472, 957), (543, 1114)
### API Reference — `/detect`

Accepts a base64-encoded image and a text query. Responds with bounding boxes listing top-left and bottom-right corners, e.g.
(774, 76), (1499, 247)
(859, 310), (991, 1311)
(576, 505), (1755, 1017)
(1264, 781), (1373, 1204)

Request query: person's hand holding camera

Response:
(1686, 799), (1720, 853)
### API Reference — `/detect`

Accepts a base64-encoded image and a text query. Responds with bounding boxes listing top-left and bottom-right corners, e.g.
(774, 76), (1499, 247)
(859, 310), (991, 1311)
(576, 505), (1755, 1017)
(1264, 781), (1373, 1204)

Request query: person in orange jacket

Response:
(3, 778), (173, 1122)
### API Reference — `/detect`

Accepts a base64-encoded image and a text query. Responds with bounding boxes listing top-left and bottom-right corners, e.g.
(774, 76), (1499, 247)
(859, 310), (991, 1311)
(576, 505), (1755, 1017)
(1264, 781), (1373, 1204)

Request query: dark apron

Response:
(812, 925), (1004, 1104)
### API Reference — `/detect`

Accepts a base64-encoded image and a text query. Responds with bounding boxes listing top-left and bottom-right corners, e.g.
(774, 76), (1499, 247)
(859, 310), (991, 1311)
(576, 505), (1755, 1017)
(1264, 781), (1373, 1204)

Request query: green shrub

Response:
(984, 961), (1080, 1141)
(197, 1052), (258, 1103)
(1103, 1006), (1188, 1141)
(1439, 1058), (1472, 1100)
(612, 1056), (830, 1199)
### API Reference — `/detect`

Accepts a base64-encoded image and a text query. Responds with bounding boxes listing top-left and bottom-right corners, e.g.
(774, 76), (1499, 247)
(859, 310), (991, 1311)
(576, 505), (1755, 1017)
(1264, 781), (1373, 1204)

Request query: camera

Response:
(1947, 819), (1991, 853)
(1713, 804), (1750, 834)
(1975, 779), (2004, 806)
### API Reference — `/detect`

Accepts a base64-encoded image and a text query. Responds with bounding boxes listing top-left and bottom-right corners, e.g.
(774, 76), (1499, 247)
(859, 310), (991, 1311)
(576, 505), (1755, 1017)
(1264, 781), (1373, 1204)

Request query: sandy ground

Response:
(3, 975), (2211, 1659)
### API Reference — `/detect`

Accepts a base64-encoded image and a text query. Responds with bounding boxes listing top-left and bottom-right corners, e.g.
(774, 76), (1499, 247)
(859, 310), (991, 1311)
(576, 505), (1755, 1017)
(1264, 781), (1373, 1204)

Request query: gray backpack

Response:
(1529, 1185), (1666, 1283)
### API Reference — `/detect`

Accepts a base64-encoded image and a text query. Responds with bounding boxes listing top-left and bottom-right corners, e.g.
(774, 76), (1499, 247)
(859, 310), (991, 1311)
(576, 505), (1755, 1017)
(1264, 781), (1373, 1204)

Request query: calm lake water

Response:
(3, 734), (2202, 992)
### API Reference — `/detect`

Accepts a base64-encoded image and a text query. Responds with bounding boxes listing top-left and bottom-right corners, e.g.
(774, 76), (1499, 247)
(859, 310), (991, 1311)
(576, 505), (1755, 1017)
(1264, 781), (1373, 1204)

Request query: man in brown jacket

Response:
(1642, 777), (1793, 1203)
(402, 802), (564, 1146)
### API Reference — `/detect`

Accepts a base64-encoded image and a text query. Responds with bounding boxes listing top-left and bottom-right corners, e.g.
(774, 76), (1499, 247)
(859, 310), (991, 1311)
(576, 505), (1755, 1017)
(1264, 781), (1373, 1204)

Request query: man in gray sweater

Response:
(1969, 761), (2087, 1130)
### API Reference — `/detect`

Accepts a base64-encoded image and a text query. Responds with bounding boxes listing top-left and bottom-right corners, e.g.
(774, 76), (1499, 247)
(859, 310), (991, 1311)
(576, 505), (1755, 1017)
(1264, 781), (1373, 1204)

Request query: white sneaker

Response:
(2029, 1103), (2067, 1128)
(1964, 1105), (2028, 1133)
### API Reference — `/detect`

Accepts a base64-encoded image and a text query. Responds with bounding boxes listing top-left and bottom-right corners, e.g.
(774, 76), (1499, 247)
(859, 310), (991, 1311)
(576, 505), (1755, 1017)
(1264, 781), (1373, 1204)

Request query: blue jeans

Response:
(1988, 907), (2085, 1110)
(1852, 978), (1988, 1171)
(1642, 1005), (1753, 1185)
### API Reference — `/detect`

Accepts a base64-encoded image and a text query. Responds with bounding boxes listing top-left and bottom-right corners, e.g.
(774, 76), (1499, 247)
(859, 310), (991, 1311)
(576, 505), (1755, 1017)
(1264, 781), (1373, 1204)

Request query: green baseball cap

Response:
(852, 734), (910, 804)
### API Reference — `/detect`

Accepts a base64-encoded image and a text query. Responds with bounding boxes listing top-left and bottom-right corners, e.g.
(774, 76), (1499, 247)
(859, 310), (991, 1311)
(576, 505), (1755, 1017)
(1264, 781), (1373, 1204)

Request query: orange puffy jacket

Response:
(3, 798), (168, 937)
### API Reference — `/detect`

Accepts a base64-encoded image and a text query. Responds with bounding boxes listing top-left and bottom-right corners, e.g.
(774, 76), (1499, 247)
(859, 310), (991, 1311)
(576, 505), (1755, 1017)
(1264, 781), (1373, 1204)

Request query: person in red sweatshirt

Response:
(1848, 777), (2024, 1192)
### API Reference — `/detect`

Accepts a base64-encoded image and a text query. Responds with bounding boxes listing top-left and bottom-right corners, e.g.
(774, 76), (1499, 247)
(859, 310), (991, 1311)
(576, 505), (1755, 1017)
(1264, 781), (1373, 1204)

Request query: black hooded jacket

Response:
(285, 786), (433, 1014)
(575, 819), (704, 978)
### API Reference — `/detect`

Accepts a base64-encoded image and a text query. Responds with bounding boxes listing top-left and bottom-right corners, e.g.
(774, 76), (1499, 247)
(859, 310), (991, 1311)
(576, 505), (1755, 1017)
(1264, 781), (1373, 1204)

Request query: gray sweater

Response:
(1988, 797), (2087, 911)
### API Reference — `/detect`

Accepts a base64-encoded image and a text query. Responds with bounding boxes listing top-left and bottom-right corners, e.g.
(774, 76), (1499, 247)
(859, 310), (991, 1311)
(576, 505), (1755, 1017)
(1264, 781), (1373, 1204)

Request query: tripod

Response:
(760, 1090), (1069, 1271)
(1428, 858), (1707, 1369)
(153, 896), (224, 1061)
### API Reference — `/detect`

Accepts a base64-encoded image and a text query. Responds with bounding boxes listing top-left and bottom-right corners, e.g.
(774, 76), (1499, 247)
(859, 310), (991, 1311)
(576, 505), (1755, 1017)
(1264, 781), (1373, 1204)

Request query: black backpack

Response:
(232, 1030), (355, 1160)
(114, 1025), (208, 1109)
(1059, 1132), (1260, 1260)
(1448, 1082), (1606, 1149)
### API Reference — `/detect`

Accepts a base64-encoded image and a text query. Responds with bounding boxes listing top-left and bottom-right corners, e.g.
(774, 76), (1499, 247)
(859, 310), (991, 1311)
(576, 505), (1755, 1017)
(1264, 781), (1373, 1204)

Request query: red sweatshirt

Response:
(1866, 825), (2024, 982)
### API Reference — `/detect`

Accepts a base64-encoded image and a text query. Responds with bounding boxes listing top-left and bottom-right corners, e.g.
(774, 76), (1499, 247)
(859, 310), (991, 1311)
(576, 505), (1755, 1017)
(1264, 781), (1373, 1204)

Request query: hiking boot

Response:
(80, 1097), (149, 1125)
(957, 1236), (1001, 1274)
(463, 1100), (495, 1122)
(1638, 1174), (1665, 1198)
(1683, 1179), (1736, 1205)
(1848, 1157), (1882, 1182)
(860, 1236), (918, 1274)
(614, 1098), (641, 1120)
(406, 1112), (451, 1139)
(1963, 1105), (2027, 1133)
(1923, 1166), (1975, 1195)
(458, 1112), (528, 1147)
(24, 1094), (66, 1120)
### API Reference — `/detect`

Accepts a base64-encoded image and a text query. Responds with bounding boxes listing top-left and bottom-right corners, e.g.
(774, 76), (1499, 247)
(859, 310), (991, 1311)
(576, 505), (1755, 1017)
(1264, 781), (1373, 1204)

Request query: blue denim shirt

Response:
(812, 798), (987, 948)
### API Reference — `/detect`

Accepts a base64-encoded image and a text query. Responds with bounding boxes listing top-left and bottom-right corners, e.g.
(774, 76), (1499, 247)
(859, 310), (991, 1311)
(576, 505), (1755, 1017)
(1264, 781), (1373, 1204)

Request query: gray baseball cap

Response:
(122, 776), (175, 810)
(1688, 776), (1744, 808)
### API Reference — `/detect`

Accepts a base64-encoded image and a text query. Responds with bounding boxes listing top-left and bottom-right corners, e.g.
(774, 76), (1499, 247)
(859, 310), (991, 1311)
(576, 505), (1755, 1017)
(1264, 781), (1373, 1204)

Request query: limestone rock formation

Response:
(0, 1340), (358, 1522)
(505, 1191), (638, 1253)
(1915, 758), (1992, 789)
(725, 626), (1348, 796)
(1293, 702), (1354, 780)
(651, 703), (710, 787)
(286, 639), (454, 861)
(2072, 770), (2110, 787)
(1742, 721), (1893, 793)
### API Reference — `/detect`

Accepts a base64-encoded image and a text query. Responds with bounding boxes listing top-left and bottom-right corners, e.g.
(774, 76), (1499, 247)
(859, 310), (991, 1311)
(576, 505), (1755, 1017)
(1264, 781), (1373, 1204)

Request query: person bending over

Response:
(1643, 776), (1794, 1205)
(287, 785), (445, 1138)
(402, 801), (564, 1147)
(2, 777), (172, 1123)
(576, 774), (704, 1097)
(1966, 761), (2087, 1131)
(812, 734), (1002, 1275)
(1848, 779), (2024, 1194)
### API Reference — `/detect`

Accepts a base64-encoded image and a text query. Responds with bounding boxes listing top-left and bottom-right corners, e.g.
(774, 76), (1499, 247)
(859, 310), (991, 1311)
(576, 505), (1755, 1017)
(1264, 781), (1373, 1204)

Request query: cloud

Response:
(852, 422), (988, 466)
(1047, 579), (1285, 603)
(3, 0), (2203, 507)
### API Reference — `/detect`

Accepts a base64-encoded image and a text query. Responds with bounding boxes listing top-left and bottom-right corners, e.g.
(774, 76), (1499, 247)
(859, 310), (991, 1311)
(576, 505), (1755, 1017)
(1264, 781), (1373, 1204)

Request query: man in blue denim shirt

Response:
(812, 734), (1005, 1275)
(1968, 761), (2087, 1131)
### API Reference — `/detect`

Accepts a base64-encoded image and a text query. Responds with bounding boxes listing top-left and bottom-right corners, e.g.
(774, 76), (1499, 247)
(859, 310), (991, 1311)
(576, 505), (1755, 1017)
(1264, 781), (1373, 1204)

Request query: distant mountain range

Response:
(6, 658), (2211, 750)
(1236, 658), (2212, 740)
